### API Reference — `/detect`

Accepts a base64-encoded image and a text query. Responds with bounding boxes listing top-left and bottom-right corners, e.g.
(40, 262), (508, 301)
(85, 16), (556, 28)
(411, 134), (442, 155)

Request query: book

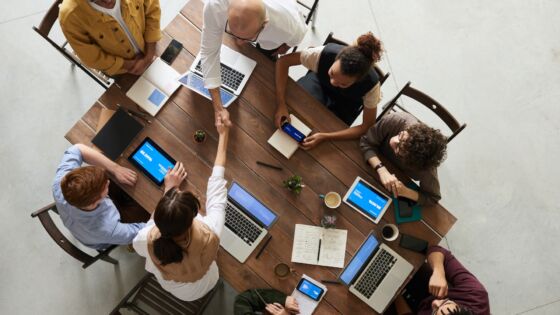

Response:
(267, 114), (312, 159)
(125, 58), (180, 116)
(291, 224), (347, 268)
(91, 108), (143, 161)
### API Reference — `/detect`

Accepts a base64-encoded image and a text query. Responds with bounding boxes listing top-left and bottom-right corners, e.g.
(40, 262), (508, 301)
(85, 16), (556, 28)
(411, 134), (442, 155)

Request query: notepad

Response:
(291, 224), (347, 268)
(126, 58), (180, 116)
(267, 114), (312, 159)
(91, 108), (143, 161)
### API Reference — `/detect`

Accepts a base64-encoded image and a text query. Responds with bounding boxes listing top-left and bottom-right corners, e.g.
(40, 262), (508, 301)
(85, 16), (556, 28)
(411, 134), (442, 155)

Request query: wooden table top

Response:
(65, 0), (456, 313)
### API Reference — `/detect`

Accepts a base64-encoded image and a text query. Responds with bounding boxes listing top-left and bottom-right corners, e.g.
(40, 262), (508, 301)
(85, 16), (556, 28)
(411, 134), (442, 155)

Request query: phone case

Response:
(399, 234), (428, 254)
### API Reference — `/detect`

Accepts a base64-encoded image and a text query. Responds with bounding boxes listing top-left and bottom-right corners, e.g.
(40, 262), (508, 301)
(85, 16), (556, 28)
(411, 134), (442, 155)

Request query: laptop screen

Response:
(228, 182), (277, 229)
(339, 234), (379, 285)
(346, 179), (390, 221)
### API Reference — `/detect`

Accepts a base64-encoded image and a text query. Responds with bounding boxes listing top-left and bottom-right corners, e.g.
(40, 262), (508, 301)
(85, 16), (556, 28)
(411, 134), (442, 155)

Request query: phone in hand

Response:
(161, 39), (183, 65)
(281, 120), (306, 143)
(399, 233), (429, 254)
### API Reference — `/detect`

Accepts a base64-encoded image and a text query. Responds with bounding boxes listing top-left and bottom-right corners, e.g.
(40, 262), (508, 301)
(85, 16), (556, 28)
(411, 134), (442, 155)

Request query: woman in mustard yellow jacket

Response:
(59, 0), (162, 75)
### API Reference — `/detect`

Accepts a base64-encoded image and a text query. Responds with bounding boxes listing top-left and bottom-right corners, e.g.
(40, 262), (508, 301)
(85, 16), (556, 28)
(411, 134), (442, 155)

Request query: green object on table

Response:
(393, 183), (422, 224)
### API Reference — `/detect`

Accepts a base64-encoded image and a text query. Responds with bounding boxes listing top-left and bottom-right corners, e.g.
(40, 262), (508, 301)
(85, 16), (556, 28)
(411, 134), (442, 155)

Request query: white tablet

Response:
(343, 176), (392, 224)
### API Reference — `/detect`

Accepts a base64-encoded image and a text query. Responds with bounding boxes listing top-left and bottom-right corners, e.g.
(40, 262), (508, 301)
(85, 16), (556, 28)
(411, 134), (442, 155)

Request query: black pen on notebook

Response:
(255, 235), (272, 259)
(317, 238), (322, 262)
(256, 161), (283, 171)
(117, 104), (151, 124)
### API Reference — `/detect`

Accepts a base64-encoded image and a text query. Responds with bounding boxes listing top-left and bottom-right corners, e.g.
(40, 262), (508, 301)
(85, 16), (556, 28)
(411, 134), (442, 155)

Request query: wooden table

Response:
(65, 0), (456, 313)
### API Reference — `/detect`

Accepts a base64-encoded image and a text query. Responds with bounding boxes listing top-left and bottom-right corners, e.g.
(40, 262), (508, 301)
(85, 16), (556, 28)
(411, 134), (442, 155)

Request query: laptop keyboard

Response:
(225, 203), (262, 245)
(354, 249), (398, 298)
(195, 61), (245, 91)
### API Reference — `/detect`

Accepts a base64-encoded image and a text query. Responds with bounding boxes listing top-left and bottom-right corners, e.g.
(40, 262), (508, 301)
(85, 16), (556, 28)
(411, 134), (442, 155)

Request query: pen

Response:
(317, 239), (322, 262)
(256, 161), (283, 171)
(321, 279), (340, 285)
(255, 235), (272, 259)
(117, 103), (152, 124)
(253, 289), (267, 305)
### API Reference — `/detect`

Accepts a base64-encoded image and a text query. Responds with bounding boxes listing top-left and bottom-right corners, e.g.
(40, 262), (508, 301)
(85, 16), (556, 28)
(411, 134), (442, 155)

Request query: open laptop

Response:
(338, 232), (413, 313)
(178, 45), (257, 108)
(220, 182), (278, 263)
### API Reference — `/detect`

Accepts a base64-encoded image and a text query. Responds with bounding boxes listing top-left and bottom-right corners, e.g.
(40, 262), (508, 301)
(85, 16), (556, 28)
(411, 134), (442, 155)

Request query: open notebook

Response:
(291, 224), (347, 268)
(268, 114), (312, 159)
(126, 58), (180, 116)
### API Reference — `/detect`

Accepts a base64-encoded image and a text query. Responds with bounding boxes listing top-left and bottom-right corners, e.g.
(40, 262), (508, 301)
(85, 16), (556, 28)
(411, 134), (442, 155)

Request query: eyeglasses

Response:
(224, 20), (264, 44)
(432, 299), (454, 315)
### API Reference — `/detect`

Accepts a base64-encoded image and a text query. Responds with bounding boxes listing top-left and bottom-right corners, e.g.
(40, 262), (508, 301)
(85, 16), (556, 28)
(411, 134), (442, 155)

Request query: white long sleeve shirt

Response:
(200, 0), (307, 89)
(133, 166), (228, 301)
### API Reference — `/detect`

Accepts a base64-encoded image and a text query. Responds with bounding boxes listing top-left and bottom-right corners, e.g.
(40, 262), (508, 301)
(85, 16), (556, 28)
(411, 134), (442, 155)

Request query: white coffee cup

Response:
(381, 224), (399, 242)
(323, 192), (341, 209)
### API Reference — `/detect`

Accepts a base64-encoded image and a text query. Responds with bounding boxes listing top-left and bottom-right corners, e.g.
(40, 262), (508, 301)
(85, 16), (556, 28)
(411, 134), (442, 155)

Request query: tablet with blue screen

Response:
(343, 176), (392, 224)
(128, 138), (176, 186)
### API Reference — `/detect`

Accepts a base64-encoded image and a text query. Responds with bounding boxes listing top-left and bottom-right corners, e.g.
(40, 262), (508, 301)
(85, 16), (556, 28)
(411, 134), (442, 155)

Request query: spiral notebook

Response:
(291, 224), (347, 268)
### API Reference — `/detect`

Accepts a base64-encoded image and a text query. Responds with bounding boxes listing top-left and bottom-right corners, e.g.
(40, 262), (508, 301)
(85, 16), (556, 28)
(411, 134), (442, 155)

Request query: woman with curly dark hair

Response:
(359, 112), (448, 206)
(275, 32), (384, 149)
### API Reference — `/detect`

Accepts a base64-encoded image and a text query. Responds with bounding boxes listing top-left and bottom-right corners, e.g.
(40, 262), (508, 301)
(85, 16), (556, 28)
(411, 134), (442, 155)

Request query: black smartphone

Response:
(161, 39), (183, 65)
(399, 233), (429, 254)
(397, 197), (415, 218)
(281, 121), (306, 143)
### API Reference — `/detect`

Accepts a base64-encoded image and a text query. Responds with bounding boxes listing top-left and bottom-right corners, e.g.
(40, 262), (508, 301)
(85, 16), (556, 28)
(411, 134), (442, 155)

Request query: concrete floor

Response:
(1, 0), (559, 314)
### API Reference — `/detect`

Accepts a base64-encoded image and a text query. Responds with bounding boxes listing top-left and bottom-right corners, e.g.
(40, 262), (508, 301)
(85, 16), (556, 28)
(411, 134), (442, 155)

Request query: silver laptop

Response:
(178, 45), (257, 107)
(220, 182), (278, 263)
(338, 232), (413, 313)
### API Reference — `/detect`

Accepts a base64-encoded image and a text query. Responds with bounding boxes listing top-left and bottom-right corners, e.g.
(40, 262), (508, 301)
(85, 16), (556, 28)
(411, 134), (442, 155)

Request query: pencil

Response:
(255, 235), (272, 259)
(321, 279), (340, 284)
(256, 161), (283, 171)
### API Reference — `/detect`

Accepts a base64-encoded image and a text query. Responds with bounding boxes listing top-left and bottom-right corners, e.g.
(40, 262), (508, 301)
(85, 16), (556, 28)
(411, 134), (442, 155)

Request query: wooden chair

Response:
(110, 274), (221, 315)
(30, 202), (118, 269)
(377, 81), (466, 143)
(32, 0), (112, 89)
(322, 32), (390, 86)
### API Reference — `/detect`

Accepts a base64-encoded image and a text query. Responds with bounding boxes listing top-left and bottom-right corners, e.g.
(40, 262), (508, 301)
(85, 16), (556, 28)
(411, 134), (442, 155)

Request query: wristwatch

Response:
(374, 163), (384, 172)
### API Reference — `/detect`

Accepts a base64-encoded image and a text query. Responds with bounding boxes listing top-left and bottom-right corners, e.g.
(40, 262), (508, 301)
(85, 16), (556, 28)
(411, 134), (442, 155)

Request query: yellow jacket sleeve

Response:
(143, 0), (162, 43)
(60, 16), (124, 75)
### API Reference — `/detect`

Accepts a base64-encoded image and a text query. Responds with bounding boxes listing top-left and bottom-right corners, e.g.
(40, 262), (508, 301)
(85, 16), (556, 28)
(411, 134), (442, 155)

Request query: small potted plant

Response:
(283, 175), (304, 195)
(193, 130), (206, 143)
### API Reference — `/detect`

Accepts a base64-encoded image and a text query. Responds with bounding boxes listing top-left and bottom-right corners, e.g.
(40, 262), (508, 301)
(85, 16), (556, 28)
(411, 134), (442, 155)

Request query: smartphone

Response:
(399, 233), (429, 254)
(296, 278), (325, 301)
(281, 121), (306, 143)
(161, 39), (183, 65)
(397, 197), (415, 218)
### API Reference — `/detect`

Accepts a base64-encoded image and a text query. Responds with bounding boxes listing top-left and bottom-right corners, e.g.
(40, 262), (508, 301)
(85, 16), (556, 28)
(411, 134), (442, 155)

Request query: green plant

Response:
(194, 130), (206, 143)
(283, 175), (304, 195)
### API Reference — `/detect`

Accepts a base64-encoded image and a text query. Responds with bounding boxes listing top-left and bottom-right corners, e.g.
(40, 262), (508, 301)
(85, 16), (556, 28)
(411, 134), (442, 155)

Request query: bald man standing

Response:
(200, 0), (307, 126)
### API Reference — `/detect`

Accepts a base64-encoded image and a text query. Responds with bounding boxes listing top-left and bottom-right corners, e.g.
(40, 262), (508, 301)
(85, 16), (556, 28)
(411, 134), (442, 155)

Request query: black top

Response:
(316, 43), (379, 124)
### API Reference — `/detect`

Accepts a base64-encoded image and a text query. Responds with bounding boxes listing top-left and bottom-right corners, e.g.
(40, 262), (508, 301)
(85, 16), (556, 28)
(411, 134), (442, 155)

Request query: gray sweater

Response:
(359, 112), (441, 206)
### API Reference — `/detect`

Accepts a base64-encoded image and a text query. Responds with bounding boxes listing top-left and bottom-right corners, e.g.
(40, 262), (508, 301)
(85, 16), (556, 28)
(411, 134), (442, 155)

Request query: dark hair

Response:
(444, 305), (474, 315)
(61, 166), (108, 209)
(153, 188), (200, 265)
(336, 32), (384, 79)
(399, 123), (448, 169)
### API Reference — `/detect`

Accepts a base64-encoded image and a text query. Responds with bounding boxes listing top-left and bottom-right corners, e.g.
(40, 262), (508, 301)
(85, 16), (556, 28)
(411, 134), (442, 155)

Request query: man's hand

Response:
(284, 296), (300, 314)
(274, 105), (290, 128)
(163, 162), (187, 193)
(274, 44), (291, 56)
(378, 167), (399, 196)
(216, 115), (230, 135)
(429, 269), (448, 298)
(215, 109), (232, 128)
(265, 302), (291, 315)
(129, 54), (154, 75)
(300, 133), (326, 150)
(111, 165), (137, 186)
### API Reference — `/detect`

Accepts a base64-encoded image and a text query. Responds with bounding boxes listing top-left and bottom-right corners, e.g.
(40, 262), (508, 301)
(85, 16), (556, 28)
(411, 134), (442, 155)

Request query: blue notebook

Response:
(393, 183), (422, 224)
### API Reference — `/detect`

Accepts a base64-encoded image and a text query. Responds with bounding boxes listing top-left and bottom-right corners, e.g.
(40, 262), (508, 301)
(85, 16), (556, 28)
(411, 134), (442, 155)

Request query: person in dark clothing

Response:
(393, 246), (490, 315)
(234, 288), (300, 315)
(274, 32), (384, 149)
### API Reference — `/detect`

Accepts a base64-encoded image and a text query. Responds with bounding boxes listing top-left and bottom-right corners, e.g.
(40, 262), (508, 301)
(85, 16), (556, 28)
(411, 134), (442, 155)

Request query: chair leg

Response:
(311, 1), (319, 28)
(100, 255), (119, 265)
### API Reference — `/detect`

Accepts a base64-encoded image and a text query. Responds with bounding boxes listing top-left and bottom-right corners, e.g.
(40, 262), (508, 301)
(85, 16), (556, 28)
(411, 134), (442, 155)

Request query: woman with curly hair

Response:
(275, 32), (384, 149)
(359, 112), (448, 206)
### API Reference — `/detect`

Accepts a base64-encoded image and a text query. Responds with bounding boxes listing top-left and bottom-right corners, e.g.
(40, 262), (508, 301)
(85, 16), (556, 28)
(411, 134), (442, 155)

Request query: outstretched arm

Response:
(274, 52), (302, 127)
(75, 144), (136, 186)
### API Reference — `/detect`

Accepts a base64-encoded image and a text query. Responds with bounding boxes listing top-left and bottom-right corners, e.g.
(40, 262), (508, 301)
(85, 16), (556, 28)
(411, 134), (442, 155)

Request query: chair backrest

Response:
(378, 81), (467, 143)
(322, 32), (389, 86)
(32, 0), (112, 89)
(110, 274), (221, 315)
(297, 0), (320, 25)
(31, 203), (118, 269)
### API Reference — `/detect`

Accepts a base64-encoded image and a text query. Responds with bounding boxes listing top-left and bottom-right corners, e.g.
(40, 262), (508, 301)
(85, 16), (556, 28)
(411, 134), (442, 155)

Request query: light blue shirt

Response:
(52, 145), (145, 250)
